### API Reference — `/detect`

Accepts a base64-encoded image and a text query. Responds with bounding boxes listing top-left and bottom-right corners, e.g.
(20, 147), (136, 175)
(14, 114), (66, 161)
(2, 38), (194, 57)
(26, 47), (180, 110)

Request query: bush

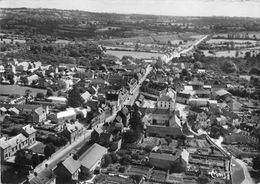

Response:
(101, 154), (112, 168)
(222, 60), (237, 73)
(119, 167), (125, 173)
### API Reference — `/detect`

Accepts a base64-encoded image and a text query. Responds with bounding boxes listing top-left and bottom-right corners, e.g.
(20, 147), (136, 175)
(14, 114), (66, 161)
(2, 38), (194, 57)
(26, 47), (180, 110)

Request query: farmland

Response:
(102, 33), (205, 45)
(203, 47), (260, 57)
(106, 50), (163, 59)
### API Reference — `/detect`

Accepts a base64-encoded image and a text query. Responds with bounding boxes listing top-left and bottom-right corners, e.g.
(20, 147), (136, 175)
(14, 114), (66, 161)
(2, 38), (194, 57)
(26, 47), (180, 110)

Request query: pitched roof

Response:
(214, 89), (231, 97)
(189, 81), (204, 86)
(56, 109), (76, 119)
(66, 121), (84, 133)
(158, 95), (172, 102)
(22, 124), (36, 135)
(0, 137), (10, 149)
(79, 143), (107, 170)
(81, 91), (91, 101)
(181, 149), (189, 163)
(121, 106), (129, 116)
(177, 92), (191, 98)
(115, 115), (122, 123)
(152, 108), (172, 115)
(47, 96), (67, 102)
(195, 90), (211, 95)
(93, 128), (102, 135)
(61, 156), (81, 174)
(7, 133), (27, 147)
(9, 107), (20, 114)
(34, 106), (45, 116)
(29, 168), (53, 184)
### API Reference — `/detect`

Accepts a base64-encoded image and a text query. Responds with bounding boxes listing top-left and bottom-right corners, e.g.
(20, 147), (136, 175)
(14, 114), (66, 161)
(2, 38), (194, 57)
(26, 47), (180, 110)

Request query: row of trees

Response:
(15, 143), (56, 170)
(122, 104), (144, 144)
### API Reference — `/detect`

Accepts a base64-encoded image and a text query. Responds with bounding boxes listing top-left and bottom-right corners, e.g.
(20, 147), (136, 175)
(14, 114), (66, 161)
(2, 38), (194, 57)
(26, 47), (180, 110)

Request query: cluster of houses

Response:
(0, 56), (150, 180)
(0, 49), (259, 184)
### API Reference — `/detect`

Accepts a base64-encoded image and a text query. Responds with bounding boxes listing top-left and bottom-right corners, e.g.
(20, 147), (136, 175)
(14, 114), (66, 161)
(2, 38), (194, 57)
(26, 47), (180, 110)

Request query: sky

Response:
(0, 0), (260, 18)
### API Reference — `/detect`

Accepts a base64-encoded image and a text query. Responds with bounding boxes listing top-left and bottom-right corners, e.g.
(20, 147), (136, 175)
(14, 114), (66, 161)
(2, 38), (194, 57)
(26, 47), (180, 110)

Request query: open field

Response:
(103, 33), (205, 45)
(207, 39), (258, 44)
(213, 32), (260, 39)
(0, 84), (47, 96)
(203, 47), (260, 57)
(106, 50), (163, 59)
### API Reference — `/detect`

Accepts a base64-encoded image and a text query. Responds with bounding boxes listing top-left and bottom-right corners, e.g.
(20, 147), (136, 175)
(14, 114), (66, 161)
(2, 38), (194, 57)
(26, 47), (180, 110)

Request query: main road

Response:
(163, 35), (209, 63)
(123, 64), (153, 106)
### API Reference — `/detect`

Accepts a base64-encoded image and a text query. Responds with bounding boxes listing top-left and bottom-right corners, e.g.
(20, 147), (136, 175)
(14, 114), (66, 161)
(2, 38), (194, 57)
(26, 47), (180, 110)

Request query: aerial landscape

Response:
(0, 0), (260, 184)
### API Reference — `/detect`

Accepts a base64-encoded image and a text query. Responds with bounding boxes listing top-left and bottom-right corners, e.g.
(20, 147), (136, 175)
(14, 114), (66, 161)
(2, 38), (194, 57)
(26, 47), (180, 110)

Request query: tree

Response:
(119, 167), (125, 173)
(244, 51), (251, 59)
(15, 149), (27, 166)
(222, 60), (237, 74)
(46, 88), (54, 97)
(252, 156), (260, 172)
(235, 50), (239, 57)
(7, 74), (15, 84)
(197, 174), (210, 184)
(20, 77), (28, 85)
(130, 175), (143, 184)
(110, 152), (118, 164)
(187, 112), (197, 124)
(249, 68), (260, 75)
(122, 130), (137, 144)
(155, 57), (163, 68)
(101, 154), (112, 168)
(44, 143), (56, 158)
(127, 104), (144, 142)
(31, 153), (40, 168)
(25, 89), (32, 97)
(36, 92), (45, 99)
(67, 86), (84, 107)
(129, 104), (143, 132)
(194, 61), (203, 69)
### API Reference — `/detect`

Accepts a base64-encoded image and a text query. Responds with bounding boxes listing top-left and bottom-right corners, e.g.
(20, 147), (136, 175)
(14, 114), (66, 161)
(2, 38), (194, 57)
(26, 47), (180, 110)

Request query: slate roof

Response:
(30, 168), (53, 184)
(22, 124), (36, 135)
(177, 92), (191, 98)
(61, 156), (81, 174)
(66, 121), (84, 133)
(158, 95), (172, 102)
(152, 108), (172, 115)
(4, 133), (27, 148)
(121, 106), (129, 116)
(214, 89), (231, 97)
(79, 143), (107, 170)
(0, 137), (10, 149)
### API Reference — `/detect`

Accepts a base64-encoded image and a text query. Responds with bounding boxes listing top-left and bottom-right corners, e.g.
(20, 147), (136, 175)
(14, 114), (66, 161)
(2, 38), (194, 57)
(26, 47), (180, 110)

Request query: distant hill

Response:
(0, 8), (260, 38)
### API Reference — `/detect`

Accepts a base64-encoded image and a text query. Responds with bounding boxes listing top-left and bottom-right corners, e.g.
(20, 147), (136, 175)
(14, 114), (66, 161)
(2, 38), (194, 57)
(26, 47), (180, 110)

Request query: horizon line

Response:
(1, 7), (260, 19)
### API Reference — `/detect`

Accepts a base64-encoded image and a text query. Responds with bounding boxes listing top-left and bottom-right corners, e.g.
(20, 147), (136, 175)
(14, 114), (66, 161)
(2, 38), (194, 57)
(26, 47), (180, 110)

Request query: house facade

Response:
(21, 124), (37, 146)
(59, 121), (84, 143)
(0, 133), (28, 160)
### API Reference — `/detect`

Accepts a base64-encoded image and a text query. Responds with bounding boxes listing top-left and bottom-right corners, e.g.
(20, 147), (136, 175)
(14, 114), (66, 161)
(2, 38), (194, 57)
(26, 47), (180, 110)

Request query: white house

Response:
(50, 109), (77, 123)
(47, 96), (67, 105)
